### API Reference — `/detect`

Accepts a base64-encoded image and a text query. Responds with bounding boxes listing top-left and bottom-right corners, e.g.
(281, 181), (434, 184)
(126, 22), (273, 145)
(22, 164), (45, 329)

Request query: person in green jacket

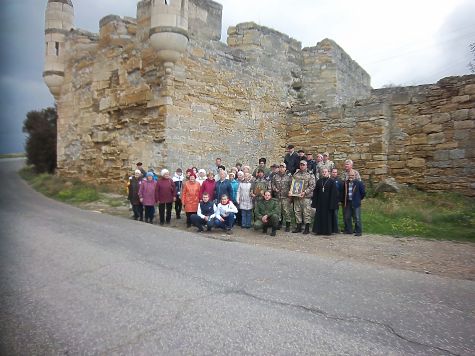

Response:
(254, 190), (280, 236)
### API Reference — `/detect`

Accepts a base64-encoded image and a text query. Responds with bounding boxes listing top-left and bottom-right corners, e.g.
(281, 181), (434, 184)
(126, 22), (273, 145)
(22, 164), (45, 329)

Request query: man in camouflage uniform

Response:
(271, 162), (293, 232)
(290, 160), (316, 234)
(318, 152), (335, 177)
(251, 168), (271, 202)
(254, 191), (280, 236)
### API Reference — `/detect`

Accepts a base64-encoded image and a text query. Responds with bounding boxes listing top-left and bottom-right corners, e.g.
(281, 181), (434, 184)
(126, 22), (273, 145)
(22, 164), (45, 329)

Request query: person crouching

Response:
(190, 192), (216, 232)
(213, 194), (238, 235)
(254, 190), (280, 236)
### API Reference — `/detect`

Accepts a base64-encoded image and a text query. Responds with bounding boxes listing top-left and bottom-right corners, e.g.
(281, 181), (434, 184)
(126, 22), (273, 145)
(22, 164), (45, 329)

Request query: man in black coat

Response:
(128, 170), (144, 221)
(284, 144), (300, 175)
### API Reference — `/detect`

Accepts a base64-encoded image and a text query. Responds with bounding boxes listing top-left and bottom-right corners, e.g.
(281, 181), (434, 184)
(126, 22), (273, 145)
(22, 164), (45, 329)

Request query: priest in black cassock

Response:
(311, 168), (338, 235)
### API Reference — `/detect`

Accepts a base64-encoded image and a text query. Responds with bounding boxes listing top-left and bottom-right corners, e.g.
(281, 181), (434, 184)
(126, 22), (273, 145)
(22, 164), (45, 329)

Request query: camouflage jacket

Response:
(271, 172), (292, 199)
(292, 170), (316, 199)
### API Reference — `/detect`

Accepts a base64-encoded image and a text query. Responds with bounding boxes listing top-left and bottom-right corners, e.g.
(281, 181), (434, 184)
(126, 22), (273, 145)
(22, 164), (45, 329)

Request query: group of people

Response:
(127, 144), (366, 237)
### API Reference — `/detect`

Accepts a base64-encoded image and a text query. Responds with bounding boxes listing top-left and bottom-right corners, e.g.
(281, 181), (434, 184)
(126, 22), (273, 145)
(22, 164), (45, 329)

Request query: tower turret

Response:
(149, 0), (189, 72)
(43, 0), (74, 99)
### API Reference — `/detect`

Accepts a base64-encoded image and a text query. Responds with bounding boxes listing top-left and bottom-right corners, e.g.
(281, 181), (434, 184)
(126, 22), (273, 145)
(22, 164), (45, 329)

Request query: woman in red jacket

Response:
(200, 171), (216, 202)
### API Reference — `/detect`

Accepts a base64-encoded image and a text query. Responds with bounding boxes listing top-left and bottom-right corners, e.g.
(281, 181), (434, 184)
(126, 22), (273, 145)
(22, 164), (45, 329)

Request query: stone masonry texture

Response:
(53, 0), (475, 196)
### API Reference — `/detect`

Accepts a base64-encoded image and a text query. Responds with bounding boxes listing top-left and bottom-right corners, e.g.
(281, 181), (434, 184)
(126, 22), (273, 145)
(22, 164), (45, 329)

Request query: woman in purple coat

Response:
(139, 172), (158, 223)
(155, 169), (176, 225)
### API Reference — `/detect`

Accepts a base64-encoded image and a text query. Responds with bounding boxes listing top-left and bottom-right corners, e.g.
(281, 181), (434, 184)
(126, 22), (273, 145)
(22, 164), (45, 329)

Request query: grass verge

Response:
(19, 166), (100, 203)
(362, 189), (475, 241)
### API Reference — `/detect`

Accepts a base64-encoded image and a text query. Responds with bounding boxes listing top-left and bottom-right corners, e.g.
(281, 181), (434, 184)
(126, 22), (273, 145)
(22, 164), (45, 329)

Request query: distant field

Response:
(0, 153), (25, 159)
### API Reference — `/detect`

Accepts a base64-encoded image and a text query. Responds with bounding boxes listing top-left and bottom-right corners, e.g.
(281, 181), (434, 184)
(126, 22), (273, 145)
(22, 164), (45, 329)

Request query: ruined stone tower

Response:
(43, 0), (74, 99)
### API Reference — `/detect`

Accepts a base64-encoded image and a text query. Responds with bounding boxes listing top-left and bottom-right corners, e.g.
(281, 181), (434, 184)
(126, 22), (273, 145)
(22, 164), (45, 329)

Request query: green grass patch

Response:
(362, 189), (475, 241)
(20, 166), (100, 203)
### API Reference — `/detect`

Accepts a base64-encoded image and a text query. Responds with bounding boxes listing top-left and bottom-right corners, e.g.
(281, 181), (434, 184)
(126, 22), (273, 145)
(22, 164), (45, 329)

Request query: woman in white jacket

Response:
(236, 172), (253, 228)
(213, 194), (238, 234)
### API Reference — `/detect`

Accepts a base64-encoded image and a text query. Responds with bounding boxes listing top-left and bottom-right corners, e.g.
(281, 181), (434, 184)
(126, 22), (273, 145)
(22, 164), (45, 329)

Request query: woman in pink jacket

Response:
(139, 172), (158, 223)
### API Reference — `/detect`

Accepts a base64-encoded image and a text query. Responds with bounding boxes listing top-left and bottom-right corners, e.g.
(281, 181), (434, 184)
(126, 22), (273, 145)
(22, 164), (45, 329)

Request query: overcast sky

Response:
(0, 0), (474, 154)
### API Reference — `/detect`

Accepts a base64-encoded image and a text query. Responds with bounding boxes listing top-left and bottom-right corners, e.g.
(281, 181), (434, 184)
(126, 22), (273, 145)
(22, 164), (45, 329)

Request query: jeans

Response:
(343, 204), (362, 234)
(332, 207), (339, 233)
(214, 213), (236, 230)
(158, 202), (173, 224)
(241, 209), (252, 228)
(253, 214), (279, 231)
(190, 214), (214, 231)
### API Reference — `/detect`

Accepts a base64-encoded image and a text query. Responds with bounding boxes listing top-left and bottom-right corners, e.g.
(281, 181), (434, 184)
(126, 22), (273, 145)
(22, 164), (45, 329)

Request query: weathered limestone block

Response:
(453, 120), (474, 129)
(427, 132), (445, 144)
(449, 149), (465, 159)
(422, 123), (442, 133)
(452, 109), (469, 121)
(410, 134), (427, 145)
(92, 131), (115, 143)
(452, 95), (470, 103)
(406, 158), (426, 168)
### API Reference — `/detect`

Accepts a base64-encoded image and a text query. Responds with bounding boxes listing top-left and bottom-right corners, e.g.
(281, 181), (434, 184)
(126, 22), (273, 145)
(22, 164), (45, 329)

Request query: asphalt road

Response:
(0, 158), (474, 355)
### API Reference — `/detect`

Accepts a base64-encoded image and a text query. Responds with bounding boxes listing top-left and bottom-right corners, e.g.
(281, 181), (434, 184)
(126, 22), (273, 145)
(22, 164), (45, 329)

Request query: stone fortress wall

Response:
(46, 0), (475, 196)
(288, 76), (475, 195)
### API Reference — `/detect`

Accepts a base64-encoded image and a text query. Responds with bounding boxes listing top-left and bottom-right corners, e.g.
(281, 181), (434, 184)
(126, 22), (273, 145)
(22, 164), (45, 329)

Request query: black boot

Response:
(263, 226), (268, 234)
(292, 223), (302, 233)
(270, 227), (277, 236)
(303, 223), (310, 234)
(277, 221), (282, 230)
(285, 222), (291, 232)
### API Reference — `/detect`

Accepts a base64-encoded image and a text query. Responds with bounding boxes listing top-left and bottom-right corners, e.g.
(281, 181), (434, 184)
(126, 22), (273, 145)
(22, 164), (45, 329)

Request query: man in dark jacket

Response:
(128, 170), (143, 221)
(214, 170), (233, 204)
(254, 191), (280, 236)
(306, 152), (317, 176)
(284, 144), (300, 175)
(342, 170), (366, 236)
(190, 192), (216, 232)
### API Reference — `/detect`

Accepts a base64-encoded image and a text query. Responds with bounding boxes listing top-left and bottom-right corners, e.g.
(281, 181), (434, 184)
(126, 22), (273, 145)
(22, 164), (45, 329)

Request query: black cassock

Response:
(311, 177), (338, 235)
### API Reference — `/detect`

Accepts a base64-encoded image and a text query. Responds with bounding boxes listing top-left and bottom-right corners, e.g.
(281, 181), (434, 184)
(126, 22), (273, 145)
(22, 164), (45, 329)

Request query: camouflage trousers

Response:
(254, 214), (280, 230)
(293, 197), (313, 224)
(277, 197), (293, 223)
